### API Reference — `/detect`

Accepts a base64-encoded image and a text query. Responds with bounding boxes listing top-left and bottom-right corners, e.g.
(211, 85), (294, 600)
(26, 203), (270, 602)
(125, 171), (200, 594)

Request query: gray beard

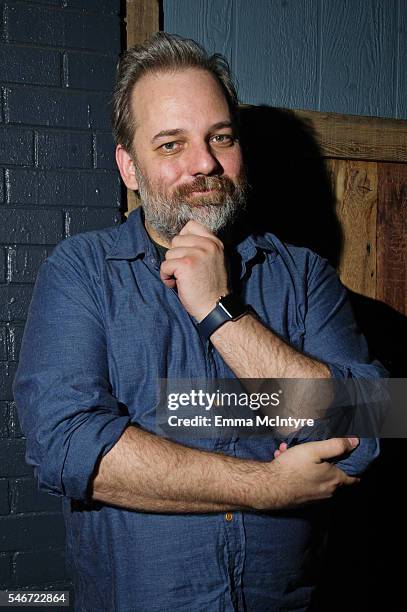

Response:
(135, 168), (247, 242)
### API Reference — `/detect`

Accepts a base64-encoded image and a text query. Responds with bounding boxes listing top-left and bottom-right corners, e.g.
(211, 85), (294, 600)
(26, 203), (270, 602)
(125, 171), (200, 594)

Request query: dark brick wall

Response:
(0, 0), (123, 597)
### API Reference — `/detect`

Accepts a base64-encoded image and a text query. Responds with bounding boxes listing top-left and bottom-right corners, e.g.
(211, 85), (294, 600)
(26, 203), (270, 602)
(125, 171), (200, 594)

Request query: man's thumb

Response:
(313, 437), (359, 461)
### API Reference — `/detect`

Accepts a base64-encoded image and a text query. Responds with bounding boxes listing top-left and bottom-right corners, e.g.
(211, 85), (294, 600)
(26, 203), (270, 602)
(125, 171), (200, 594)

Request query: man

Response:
(14, 33), (384, 611)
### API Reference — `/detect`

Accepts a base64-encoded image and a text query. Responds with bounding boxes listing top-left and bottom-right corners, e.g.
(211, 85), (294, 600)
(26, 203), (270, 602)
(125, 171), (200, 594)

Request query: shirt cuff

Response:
(59, 412), (131, 501)
(327, 362), (351, 378)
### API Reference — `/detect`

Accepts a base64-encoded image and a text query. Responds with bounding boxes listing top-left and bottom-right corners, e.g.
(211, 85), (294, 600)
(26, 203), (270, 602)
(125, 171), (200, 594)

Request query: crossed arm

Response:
(91, 221), (365, 512)
(91, 422), (359, 512)
(14, 221), (381, 514)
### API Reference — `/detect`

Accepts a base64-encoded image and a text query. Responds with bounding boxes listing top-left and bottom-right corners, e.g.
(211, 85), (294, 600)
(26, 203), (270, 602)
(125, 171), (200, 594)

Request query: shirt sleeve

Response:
(284, 253), (387, 475)
(13, 243), (131, 501)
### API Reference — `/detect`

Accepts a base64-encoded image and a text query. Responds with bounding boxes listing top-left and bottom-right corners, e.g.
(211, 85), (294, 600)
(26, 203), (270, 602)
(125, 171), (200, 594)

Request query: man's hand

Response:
(253, 437), (361, 511)
(160, 220), (229, 321)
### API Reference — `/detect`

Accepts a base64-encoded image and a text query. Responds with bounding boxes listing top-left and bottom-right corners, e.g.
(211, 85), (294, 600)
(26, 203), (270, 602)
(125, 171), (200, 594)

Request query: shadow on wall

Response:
(238, 105), (342, 269)
(238, 105), (407, 612)
(238, 104), (407, 378)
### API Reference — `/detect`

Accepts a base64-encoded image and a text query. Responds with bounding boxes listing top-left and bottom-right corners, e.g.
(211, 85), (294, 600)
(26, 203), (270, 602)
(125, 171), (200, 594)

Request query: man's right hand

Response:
(254, 437), (361, 510)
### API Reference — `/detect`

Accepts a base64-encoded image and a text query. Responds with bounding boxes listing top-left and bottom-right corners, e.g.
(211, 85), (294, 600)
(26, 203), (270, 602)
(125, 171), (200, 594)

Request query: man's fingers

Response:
(309, 437), (360, 462)
(161, 276), (176, 289)
(165, 246), (204, 261)
(160, 259), (182, 285)
(345, 475), (361, 486)
(165, 247), (192, 260)
(336, 472), (361, 488)
(160, 258), (184, 278)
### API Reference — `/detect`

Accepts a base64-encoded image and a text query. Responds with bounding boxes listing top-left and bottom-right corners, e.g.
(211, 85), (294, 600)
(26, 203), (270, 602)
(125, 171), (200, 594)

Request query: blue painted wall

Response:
(0, 0), (122, 598)
(164, 0), (407, 120)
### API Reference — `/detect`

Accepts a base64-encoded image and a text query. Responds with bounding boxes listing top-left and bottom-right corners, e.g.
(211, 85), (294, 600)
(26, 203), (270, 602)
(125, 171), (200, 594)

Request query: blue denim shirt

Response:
(13, 207), (384, 612)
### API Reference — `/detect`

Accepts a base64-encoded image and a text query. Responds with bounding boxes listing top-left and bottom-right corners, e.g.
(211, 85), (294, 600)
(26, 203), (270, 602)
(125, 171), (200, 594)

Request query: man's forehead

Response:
(130, 68), (231, 134)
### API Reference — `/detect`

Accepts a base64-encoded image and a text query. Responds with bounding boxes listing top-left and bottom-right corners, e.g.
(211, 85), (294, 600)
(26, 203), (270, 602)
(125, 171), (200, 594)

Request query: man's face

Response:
(125, 68), (247, 242)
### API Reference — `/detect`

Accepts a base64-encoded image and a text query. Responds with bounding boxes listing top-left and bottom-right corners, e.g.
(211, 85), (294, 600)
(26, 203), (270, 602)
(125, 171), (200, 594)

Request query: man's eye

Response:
(211, 134), (234, 145)
(160, 142), (180, 153)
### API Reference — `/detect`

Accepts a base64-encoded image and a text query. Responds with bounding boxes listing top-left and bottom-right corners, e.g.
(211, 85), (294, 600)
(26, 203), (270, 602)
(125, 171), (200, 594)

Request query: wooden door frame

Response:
(124, 1), (161, 213)
(126, 0), (160, 47)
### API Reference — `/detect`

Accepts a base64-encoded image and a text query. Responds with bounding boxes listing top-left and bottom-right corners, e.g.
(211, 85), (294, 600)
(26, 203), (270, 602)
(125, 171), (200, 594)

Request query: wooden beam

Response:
(293, 109), (407, 164)
(240, 105), (407, 163)
(126, 0), (160, 47)
(377, 163), (407, 315)
(125, 0), (160, 214)
(327, 159), (377, 298)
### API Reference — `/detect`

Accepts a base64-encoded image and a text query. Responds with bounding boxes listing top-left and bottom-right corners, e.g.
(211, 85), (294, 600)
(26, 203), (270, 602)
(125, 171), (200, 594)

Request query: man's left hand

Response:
(160, 220), (229, 321)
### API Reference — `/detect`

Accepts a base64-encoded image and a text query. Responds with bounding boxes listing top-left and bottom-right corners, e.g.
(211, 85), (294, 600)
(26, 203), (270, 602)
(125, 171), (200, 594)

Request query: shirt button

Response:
(225, 512), (233, 521)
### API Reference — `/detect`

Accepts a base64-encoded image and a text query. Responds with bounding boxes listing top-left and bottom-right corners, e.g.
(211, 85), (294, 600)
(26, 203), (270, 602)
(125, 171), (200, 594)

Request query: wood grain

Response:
(377, 163), (407, 315)
(125, 0), (160, 215)
(239, 105), (407, 163)
(294, 109), (407, 163)
(327, 159), (377, 297)
(126, 0), (160, 47)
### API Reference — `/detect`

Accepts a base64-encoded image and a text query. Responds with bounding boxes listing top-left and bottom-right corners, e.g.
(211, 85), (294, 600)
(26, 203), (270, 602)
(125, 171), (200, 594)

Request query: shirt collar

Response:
(105, 207), (154, 260)
(105, 206), (276, 263)
(235, 232), (276, 262)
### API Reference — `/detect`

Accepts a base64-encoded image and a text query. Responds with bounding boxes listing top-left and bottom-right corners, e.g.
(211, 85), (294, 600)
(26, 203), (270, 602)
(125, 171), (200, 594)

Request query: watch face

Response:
(218, 294), (247, 319)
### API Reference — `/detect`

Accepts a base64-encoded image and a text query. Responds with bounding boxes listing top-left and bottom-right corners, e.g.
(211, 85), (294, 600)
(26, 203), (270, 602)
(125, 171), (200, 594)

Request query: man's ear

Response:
(115, 145), (139, 191)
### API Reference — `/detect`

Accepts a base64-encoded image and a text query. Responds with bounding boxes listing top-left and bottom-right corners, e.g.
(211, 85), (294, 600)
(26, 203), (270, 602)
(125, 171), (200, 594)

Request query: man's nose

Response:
(186, 143), (221, 176)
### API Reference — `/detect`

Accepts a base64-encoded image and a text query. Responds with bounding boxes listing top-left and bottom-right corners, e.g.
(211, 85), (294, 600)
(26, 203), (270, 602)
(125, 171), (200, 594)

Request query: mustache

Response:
(174, 176), (237, 198)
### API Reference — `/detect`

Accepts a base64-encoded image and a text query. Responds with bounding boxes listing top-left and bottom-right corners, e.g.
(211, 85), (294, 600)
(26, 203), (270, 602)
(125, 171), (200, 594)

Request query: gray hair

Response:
(111, 31), (239, 154)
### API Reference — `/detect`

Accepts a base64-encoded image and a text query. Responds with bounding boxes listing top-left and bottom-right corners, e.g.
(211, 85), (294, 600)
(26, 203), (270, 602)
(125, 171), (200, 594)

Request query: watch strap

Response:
(197, 295), (251, 341)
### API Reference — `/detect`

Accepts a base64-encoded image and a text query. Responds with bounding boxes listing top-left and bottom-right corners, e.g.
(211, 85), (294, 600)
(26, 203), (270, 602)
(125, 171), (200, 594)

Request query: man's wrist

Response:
(193, 300), (219, 324)
(210, 309), (255, 342)
(196, 294), (253, 341)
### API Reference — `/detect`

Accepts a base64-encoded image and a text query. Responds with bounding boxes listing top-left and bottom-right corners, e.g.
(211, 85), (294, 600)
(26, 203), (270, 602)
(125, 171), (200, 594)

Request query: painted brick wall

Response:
(0, 0), (122, 596)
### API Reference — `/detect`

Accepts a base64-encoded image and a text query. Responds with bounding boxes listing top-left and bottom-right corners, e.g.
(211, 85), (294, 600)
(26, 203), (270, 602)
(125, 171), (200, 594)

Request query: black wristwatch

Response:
(197, 294), (253, 341)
